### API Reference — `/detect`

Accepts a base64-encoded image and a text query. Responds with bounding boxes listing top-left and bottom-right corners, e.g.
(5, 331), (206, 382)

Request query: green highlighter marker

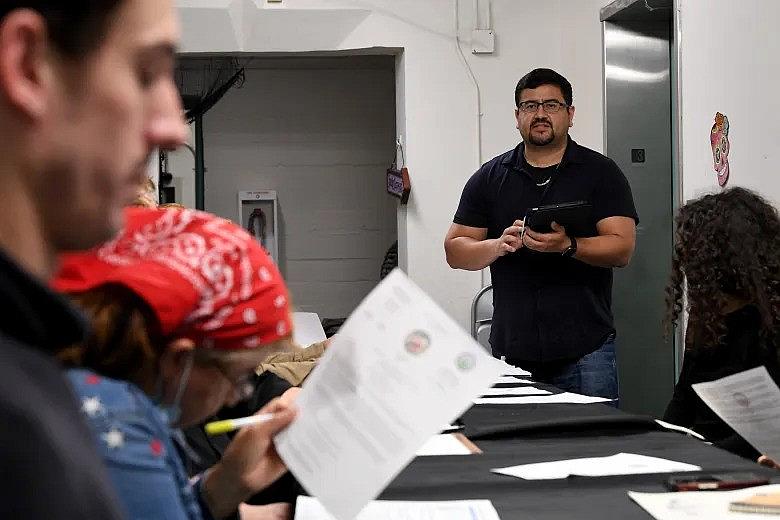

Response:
(204, 413), (275, 436)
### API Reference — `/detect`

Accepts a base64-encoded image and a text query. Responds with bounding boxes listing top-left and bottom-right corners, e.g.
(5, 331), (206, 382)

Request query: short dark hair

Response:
(515, 68), (573, 107)
(0, 1), (125, 57)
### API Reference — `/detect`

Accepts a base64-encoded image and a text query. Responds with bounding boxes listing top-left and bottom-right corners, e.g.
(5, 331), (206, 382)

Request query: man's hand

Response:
(522, 222), (571, 254)
(494, 220), (524, 257)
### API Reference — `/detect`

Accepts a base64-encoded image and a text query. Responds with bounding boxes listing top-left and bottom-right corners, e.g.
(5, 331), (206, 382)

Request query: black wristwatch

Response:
(562, 235), (577, 258)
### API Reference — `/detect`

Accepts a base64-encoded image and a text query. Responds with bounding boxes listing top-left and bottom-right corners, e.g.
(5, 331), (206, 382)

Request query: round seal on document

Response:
(455, 353), (476, 371)
(404, 330), (430, 355)
(733, 392), (750, 408)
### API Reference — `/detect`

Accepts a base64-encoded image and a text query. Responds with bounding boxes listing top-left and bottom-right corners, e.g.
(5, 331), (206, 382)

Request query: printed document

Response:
(481, 386), (551, 396)
(693, 366), (780, 460)
(415, 434), (475, 456)
(474, 392), (612, 405)
(492, 453), (700, 480)
(275, 270), (502, 520)
(294, 496), (502, 520)
(493, 376), (534, 385)
(629, 484), (780, 520)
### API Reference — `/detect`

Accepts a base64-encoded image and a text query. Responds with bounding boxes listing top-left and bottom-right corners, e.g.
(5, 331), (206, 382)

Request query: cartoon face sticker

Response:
(710, 112), (730, 187)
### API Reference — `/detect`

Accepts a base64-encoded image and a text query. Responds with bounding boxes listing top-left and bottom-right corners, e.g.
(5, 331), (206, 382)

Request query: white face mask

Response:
(155, 352), (194, 427)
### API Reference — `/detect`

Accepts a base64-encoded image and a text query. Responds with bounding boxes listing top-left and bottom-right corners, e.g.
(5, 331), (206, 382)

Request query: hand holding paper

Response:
(275, 270), (502, 520)
(692, 366), (780, 461)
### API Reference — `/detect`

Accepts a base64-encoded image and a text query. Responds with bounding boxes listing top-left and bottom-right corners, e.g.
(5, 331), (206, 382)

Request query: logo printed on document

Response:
(455, 353), (476, 371)
(733, 392), (750, 408)
(404, 330), (431, 355)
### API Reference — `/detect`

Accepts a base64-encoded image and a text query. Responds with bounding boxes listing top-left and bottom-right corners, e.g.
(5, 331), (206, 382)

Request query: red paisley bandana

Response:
(53, 207), (292, 350)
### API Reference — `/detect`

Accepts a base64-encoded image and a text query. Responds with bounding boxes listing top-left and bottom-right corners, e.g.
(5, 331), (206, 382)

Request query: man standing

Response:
(0, 1), (187, 516)
(445, 68), (637, 400)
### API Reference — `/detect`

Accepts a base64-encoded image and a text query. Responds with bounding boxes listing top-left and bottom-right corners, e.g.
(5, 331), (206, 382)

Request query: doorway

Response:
(171, 54), (399, 323)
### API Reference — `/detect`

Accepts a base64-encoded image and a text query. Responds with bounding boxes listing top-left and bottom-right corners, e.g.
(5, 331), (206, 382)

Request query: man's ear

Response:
(0, 9), (52, 120)
(568, 105), (576, 128)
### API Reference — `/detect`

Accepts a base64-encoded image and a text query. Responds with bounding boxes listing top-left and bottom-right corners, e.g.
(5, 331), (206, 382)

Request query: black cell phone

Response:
(523, 200), (592, 236)
(665, 472), (770, 492)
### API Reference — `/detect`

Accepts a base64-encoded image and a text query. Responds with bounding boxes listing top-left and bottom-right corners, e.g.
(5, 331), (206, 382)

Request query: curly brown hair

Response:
(665, 187), (780, 349)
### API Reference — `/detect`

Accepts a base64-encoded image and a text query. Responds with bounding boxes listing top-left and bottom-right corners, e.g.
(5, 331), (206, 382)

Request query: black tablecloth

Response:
(378, 379), (779, 519)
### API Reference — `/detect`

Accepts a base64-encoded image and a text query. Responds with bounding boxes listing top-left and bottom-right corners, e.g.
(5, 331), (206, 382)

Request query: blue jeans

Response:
(529, 335), (619, 406)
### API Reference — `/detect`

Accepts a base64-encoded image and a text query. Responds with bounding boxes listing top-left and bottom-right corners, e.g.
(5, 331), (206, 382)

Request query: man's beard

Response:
(528, 119), (555, 146)
(529, 130), (555, 146)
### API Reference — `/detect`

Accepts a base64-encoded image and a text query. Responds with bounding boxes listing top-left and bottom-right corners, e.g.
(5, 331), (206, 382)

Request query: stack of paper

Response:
(493, 376), (534, 385)
(275, 270), (502, 520)
(481, 386), (551, 397)
(474, 392), (613, 405)
(655, 419), (707, 441)
(415, 434), (476, 456)
(294, 496), (502, 520)
(492, 453), (701, 480)
(491, 359), (531, 376)
(629, 484), (780, 519)
(493, 376), (535, 385)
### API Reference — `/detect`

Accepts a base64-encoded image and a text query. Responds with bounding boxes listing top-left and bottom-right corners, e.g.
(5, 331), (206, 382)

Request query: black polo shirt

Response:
(453, 138), (638, 363)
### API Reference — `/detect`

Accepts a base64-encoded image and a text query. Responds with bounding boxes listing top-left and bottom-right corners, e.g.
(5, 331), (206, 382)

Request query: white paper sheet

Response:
(628, 484), (780, 520)
(415, 434), (473, 456)
(492, 452), (701, 480)
(294, 496), (502, 520)
(481, 386), (551, 396)
(275, 270), (502, 520)
(473, 392), (613, 405)
(490, 358), (531, 376)
(292, 312), (327, 346)
(655, 419), (707, 441)
(493, 376), (535, 385)
(692, 366), (780, 461)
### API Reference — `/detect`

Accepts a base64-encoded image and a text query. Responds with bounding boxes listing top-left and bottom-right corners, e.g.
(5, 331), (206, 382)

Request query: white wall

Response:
(176, 0), (609, 327)
(199, 58), (397, 318)
(166, 124), (196, 208)
(679, 0), (780, 204)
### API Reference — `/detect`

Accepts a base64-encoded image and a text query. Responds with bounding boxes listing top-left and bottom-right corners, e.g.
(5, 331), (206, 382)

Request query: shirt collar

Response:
(502, 136), (586, 170)
(0, 248), (87, 351)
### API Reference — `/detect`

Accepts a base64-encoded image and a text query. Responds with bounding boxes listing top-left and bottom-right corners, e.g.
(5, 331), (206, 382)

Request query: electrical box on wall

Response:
(472, 29), (495, 54)
(238, 190), (279, 264)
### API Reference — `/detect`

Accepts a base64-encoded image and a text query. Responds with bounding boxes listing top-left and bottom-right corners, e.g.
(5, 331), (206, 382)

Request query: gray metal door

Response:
(602, 0), (676, 416)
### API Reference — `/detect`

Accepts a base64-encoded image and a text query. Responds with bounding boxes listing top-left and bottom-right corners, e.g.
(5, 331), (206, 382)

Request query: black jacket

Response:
(0, 250), (123, 518)
(664, 305), (779, 460)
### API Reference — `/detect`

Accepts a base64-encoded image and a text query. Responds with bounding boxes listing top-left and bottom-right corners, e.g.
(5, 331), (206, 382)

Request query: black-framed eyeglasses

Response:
(518, 100), (569, 114)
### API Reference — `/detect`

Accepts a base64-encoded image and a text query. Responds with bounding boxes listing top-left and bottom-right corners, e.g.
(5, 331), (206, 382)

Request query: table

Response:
(378, 379), (779, 519)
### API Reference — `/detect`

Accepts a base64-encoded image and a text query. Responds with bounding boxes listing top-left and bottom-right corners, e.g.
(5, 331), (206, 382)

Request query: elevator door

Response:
(603, 0), (676, 416)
